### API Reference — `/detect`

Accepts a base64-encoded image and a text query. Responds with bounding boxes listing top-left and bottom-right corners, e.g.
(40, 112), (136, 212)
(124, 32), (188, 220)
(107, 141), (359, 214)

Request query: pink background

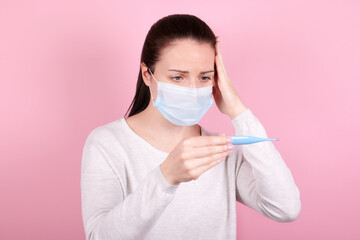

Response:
(1, 0), (359, 239)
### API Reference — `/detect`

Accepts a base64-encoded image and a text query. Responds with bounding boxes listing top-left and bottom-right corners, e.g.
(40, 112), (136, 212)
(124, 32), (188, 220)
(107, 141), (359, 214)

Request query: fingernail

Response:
(227, 144), (234, 150)
(227, 137), (232, 143)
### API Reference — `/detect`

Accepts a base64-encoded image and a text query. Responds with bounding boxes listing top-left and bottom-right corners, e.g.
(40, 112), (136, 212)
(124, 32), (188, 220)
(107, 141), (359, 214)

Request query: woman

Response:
(81, 14), (301, 240)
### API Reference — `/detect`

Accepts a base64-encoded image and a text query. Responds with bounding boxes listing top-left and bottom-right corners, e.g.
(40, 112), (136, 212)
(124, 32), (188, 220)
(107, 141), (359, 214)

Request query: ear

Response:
(140, 62), (151, 87)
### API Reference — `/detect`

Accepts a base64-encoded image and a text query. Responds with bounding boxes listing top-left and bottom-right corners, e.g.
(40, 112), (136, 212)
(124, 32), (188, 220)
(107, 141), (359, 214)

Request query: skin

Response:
(126, 36), (248, 185)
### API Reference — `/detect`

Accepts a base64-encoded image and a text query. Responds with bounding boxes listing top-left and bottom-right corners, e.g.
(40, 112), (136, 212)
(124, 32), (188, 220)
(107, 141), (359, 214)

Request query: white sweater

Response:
(81, 108), (301, 240)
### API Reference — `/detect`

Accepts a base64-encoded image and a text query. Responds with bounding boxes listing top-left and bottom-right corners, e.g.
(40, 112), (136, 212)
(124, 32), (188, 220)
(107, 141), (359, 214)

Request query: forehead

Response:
(157, 39), (215, 71)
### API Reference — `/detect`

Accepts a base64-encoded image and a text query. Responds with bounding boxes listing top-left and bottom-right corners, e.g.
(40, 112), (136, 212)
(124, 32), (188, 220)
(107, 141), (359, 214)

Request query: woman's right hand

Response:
(160, 133), (234, 185)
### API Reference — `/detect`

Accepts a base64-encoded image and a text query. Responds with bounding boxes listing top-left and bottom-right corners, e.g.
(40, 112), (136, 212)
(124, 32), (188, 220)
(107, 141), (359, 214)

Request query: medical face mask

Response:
(147, 68), (214, 126)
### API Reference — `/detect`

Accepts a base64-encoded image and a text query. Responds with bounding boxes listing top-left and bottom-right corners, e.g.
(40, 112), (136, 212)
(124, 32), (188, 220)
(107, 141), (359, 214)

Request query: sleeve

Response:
(80, 136), (180, 240)
(231, 108), (301, 222)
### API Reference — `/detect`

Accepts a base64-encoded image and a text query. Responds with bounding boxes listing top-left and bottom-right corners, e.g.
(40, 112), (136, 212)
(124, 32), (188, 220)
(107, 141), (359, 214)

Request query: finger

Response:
(215, 38), (223, 62)
(184, 134), (231, 147)
(190, 153), (227, 176)
(216, 40), (225, 67)
(181, 143), (231, 160)
(215, 53), (226, 81)
(188, 150), (230, 169)
(214, 40), (219, 84)
(216, 53), (228, 81)
(215, 40), (229, 80)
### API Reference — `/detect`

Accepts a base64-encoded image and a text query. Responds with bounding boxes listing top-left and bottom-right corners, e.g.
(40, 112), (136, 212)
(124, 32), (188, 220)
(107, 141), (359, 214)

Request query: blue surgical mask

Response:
(148, 68), (214, 126)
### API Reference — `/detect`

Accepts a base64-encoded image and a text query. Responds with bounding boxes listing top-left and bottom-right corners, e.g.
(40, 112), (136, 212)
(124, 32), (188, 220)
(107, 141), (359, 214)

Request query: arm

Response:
(81, 137), (179, 240)
(232, 108), (301, 222)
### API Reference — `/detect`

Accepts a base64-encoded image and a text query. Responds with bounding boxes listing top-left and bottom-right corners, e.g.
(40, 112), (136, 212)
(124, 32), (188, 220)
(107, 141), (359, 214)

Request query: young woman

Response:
(81, 14), (301, 240)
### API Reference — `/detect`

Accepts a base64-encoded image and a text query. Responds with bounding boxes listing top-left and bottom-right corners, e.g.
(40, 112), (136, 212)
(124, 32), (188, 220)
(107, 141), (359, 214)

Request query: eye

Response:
(171, 76), (183, 81)
(201, 76), (212, 81)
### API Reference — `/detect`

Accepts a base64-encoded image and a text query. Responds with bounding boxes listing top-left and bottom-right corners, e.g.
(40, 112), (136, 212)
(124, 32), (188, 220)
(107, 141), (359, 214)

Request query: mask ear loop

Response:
(147, 67), (156, 103)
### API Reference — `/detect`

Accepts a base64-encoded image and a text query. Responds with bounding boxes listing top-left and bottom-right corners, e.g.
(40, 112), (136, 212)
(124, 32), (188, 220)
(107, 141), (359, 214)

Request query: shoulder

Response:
(84, 118), (124, 146)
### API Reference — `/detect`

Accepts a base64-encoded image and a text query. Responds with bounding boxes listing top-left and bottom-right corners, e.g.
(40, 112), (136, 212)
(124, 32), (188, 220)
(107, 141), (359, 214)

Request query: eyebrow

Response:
(168, 69), (214, 74)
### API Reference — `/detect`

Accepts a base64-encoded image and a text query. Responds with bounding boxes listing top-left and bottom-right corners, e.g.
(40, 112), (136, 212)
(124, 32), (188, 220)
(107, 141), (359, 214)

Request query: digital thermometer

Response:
(230, 136), (279, 145)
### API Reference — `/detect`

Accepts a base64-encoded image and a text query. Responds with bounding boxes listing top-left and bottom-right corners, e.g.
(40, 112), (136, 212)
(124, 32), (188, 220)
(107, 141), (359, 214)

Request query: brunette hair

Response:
(124, 14), (217, 117)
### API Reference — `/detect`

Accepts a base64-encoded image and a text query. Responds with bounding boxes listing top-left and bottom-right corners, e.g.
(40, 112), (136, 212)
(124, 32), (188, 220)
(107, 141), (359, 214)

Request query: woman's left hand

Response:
(213, 36), (248, 119)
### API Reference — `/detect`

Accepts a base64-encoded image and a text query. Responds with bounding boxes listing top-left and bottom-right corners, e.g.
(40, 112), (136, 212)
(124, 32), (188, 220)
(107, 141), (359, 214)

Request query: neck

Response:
(133, 102), (201, 144)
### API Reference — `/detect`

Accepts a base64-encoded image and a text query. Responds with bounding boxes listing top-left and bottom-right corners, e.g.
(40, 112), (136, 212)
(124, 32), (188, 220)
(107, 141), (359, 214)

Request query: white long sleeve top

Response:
(81, 108), (301, 240)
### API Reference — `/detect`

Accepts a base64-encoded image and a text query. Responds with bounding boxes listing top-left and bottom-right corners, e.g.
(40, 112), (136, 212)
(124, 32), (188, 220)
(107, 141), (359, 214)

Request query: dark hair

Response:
(124, 14), (217, 117)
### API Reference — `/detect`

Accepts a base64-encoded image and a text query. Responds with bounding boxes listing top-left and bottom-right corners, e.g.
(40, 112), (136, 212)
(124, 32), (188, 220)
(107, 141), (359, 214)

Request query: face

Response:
(142, 38), (216, 94)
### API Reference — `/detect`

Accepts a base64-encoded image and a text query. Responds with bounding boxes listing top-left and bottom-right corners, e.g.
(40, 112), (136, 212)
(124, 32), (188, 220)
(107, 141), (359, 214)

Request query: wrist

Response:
(228, 105), (248, 120)
(160, 164), (179, 185)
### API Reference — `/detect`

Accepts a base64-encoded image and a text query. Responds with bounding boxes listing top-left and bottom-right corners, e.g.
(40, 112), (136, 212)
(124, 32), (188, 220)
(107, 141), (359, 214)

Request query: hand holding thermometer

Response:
(230, 136), (279, 145)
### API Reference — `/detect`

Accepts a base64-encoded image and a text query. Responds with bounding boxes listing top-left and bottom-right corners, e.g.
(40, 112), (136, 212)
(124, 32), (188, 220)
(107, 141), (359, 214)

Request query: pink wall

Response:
(1, 0), (359, 239)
